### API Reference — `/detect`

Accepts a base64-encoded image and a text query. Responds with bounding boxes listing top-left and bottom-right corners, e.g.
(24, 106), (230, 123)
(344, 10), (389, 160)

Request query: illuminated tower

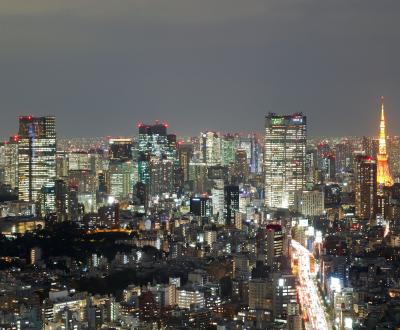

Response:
(18, 116), (56, 203)
(377, 96), (393, 188)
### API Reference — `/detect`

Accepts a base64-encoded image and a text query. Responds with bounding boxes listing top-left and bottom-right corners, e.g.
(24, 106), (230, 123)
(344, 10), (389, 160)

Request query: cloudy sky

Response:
(1, 0), (399, 138)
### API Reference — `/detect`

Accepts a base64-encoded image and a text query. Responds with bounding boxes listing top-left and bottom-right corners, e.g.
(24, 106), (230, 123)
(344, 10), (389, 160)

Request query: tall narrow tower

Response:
(377, 96), (393, 187)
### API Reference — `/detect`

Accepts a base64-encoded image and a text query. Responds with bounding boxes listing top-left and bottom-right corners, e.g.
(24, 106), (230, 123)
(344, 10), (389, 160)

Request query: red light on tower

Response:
(164, 122), (169, 128)
(137, 122), (143, 128)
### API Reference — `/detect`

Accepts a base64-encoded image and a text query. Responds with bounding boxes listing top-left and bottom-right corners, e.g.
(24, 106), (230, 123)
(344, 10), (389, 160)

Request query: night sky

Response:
(1, 0), (400, 138)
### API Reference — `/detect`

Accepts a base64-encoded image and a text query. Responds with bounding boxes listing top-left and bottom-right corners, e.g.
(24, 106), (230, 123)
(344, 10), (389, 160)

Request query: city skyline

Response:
(1, 1), (400, 137)
(1, 2), (400, 329)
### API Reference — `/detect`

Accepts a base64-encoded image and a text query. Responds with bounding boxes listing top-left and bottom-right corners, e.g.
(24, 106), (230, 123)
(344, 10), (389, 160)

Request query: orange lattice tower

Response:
(377, 96), (394, 187)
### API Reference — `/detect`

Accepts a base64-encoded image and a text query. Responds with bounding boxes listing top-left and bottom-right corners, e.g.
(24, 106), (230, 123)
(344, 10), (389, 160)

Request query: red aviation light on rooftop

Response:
(12, 135), (20, 142)
(137, 122), (143, 128)
(163, 122), (169, 128)
(20, 115), (33, 121)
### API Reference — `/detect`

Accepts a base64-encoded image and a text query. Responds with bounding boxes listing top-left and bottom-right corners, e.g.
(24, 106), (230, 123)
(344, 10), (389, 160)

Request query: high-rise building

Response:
(362, 136), (379, 160)
(149, 158), (175, 197)
(376, 97), (393, 188)
(305, 148), (317, 186)
(272, 274), (297, 321)
(388, 135), (400, 178)
(264, 113), (306, 209)
(200, 131), (221, 165)
(294, 190), (324, 217)
(233, 149), (249, 184)
(68, 151), (90, 171)
(335, 140), (354, 173)
(138, 122), (169, 184)
(221, 134), (236, 166)
(224, 185), (239, 225)
(55, 179), (69, 222)
(320, 154), (336, 182)
(177, 142), (193, 182)
(190, 196), (213, 218)
(18, 116), (56, 204)
(109, 138), (133, 161)
(355, 155), (377, 220)
(108, 160), (135, 200)
(4, 135), (19, 189)
(265, 224), (284, 271)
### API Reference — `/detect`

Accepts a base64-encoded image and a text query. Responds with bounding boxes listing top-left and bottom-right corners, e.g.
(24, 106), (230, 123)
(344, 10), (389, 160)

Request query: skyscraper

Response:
(355, 155), (377, 220)
(376, 96), (393, 188)
(264, 113), (306, 209)
(137, 122), (170, 185)
(109, 138), (133, 161)
(18, 116), (56, 203)
(200, 131), (221, 165)
(224, 185), (239, 226)
(4, 135), (19, 189)
(177, 142), (193, 182)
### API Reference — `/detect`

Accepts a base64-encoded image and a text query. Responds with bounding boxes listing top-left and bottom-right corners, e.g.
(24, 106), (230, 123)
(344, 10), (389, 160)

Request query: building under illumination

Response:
(377, 97), (393, 188)
(355, 155), (377, 221)
(4, 136), (19, 189)
(17, 116), (56, 205)
(264, 113), (306, 209)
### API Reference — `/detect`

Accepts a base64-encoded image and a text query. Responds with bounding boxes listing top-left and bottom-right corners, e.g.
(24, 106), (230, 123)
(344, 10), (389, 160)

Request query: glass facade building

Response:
(264, 113), (306, 209)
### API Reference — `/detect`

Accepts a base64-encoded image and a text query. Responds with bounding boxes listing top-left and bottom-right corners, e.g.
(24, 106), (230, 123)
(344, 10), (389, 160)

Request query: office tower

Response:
(377, 97), (393, 188)
(200, 131), (221, 165)
(272, 274), (297, 321)
(107, 160), (135, 200)
(224, 185), (239, 225)
(177, 142), (193, 183)
(55, 179), (69, 222)
(264, 113), (306, 209)
(37, 184), (56, 217)
(316, 142), (331, 170)
(138, 122), (169, 184)
(362, 136), (379, 159)
(388, 136), (400, 178)
(265, 224), (284, 271)
(233, 149), (249, 184)
(305, 148), (317, 186)
(68, 151), (90, 171)
(221, 134), (236, 166)
(108, 138), (133, 161)
(211, 187), (224, 221)
(248, 279), (272, 310)
(190, 196), (213, 218)
(320, 154), (336, 182)
(18, 116), (56, 203)
(68, 186), (80, 221)
(4, 135), (19, 189)
(134, 182), (147, 207)
(208, 165), (229, 184)
(233, 253), (251, 280)
(335, 140), (354, 173)
(56, 151), (69, 179)
(149, 158), (175, 197)
(188, 162), (208, 193)
(294, 190), (324, 217)
(355, 155), (377, 220)
(166, 134), (177, 161)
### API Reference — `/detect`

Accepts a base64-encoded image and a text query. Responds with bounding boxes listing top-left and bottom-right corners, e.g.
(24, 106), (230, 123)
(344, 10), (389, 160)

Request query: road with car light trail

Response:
(291, 239), (332, 330)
